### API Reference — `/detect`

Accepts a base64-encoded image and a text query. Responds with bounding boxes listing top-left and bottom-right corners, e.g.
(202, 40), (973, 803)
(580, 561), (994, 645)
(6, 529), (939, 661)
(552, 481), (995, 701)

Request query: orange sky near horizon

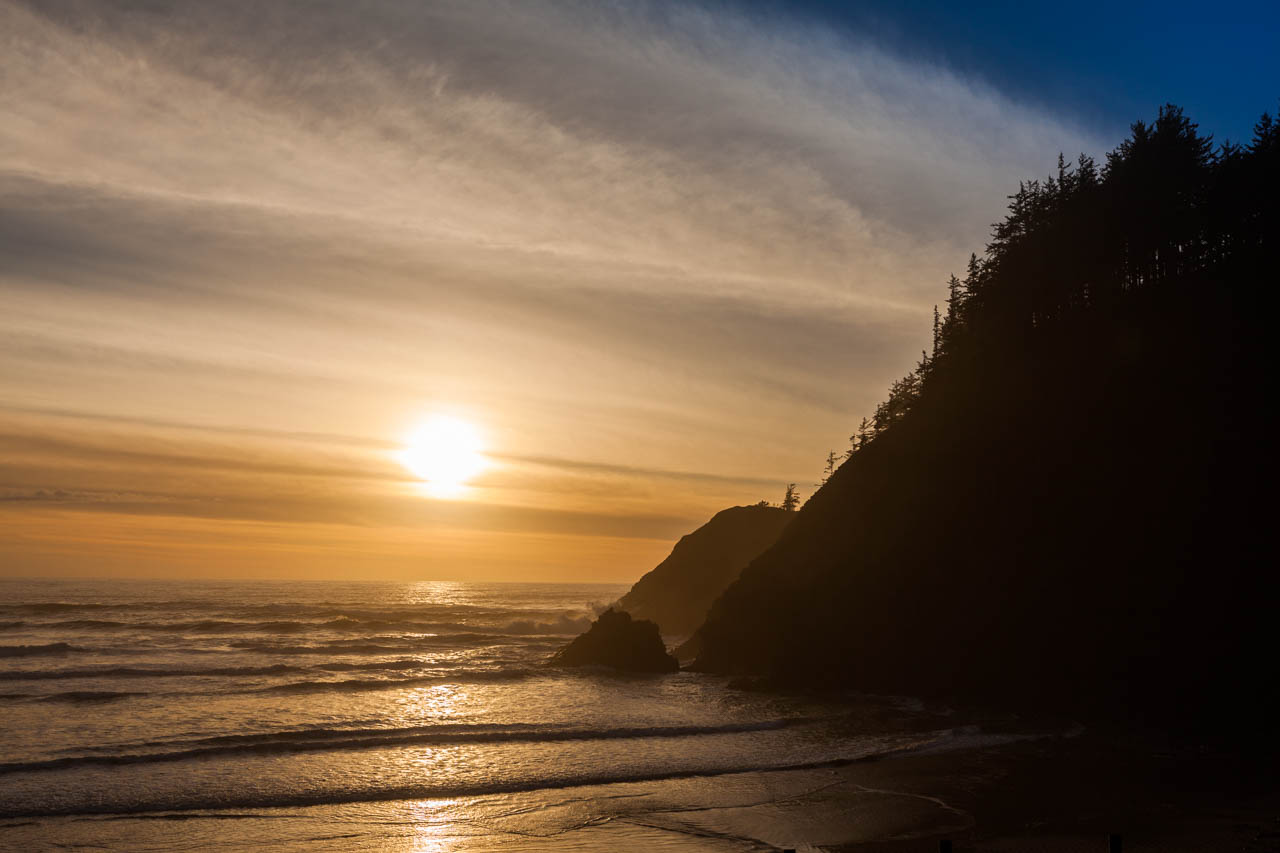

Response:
(0, 0), (1104, 582)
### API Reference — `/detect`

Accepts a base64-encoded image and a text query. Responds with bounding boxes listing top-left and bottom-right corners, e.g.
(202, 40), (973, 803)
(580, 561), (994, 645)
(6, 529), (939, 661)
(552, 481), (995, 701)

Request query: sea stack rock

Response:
(550, 609), (678, 673)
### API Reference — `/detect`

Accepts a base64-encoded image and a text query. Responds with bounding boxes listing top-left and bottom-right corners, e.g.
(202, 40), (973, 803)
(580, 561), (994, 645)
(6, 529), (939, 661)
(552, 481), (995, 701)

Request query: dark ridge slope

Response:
(692, 105), (1279, 733)
(616, 505), (791, 638)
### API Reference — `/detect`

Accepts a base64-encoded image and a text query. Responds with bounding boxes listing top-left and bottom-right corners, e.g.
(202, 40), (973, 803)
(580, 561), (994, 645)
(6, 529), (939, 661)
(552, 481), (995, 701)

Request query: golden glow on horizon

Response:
(398, 415), (488, 498)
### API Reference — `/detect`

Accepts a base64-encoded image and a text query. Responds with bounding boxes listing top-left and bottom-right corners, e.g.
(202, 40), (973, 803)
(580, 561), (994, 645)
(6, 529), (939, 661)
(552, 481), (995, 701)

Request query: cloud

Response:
(0, 488), (137, 503)
(0, 0), (1110, 577)
(0, 409), (776, 544)
(0, 405), (781, 490)
(2, 0), (1103, 304)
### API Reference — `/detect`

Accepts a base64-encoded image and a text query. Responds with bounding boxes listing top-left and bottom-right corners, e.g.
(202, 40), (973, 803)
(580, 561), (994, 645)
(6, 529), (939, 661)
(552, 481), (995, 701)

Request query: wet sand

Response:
(9, 725), (1276, 851)
(821, 732), (1280, 853)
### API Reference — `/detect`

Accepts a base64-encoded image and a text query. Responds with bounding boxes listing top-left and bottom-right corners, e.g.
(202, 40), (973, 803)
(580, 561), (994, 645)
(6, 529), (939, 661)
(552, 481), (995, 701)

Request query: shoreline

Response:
(823, 732), (1280, 852)
(8, 727), (1276, 851)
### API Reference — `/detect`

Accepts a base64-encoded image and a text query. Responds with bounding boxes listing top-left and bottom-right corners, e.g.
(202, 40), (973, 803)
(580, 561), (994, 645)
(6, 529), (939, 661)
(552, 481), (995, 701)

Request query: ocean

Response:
(0, 578), (985, 851)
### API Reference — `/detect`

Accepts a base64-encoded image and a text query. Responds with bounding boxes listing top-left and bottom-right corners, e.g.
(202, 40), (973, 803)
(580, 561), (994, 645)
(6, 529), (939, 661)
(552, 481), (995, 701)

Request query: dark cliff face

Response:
(616, 505), (791, 639)
(691, 107), (1278, 734)
(549, 609), (678, 673)
(694, 304), (1275, 730)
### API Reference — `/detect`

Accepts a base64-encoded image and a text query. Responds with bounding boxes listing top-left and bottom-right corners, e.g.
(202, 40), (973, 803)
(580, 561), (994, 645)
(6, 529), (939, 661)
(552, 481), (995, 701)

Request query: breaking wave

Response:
(0, 660), (434, 682)
(252, 667), (538, 695)
(36, 691), (148, 704)
(0, 643), (84, 658)
(0, 719), (797, 776)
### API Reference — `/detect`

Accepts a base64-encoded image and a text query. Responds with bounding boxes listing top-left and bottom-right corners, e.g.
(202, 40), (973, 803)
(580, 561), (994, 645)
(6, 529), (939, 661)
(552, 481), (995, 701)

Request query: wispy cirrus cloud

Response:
(0, 0), (1107, 578)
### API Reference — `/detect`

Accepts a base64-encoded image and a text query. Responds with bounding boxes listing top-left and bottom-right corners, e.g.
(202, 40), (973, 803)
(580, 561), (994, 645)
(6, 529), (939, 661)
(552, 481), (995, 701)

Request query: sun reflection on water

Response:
(396, 684), (468, 722)
(405, 798), (465, 853)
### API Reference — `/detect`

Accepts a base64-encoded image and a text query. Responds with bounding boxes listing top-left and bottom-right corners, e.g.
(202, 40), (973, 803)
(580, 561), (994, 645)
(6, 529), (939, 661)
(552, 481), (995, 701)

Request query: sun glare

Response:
(398, 415), (487, 498)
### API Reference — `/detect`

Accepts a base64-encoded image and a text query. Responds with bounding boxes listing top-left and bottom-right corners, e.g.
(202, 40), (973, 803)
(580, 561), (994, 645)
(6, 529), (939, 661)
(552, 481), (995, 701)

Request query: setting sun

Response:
(398, 415), (487, 497)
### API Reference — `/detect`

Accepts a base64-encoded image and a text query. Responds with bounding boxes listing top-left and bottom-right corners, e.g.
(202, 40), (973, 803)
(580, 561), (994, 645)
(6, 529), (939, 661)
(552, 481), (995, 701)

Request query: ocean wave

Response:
(6, 664), (545, 702)
(314, 659), (425, 673)
(0, 659), (430, 681)
(229, 640), (415, 655)
(310, 616), (592, 635)
(168, 620), (312, 634)
(0, 643), (84, 658)
(36, 691), (148, 704)
(214, 603), (587, 624)
(0, 750), (895, 819)
(0, 664), (305, 681)
(0, 601), (272, 615)
(1, 603), (114, 614)
(254, 667), (536, 695)
(228, 633), (556, 655)
(19, 614), (592, 637)
(500, 614), (592, 634)
(0, 719), (796, 776)
(14, 618), (317, 634)
(4, 598), (595, 620)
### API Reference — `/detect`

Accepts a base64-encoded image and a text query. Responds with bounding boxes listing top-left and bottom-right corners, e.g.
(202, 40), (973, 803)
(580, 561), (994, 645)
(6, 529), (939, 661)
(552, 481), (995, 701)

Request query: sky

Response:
(1, 0), (1274, 582)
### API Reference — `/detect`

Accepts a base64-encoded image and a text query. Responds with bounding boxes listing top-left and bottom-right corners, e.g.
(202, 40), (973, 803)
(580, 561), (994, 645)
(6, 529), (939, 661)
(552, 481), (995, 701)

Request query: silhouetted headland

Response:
(549, 608), (679, 672)
(616, 504), (791, 640)
(687, 104), (1279, 738)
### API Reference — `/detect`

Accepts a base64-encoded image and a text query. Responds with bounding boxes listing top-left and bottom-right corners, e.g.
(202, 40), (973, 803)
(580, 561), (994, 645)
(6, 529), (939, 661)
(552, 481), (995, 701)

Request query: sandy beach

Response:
(10, 714), (1276, 852)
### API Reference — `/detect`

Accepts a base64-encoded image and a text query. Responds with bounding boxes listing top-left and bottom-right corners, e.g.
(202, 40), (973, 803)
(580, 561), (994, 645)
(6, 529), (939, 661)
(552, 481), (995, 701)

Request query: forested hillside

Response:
(693, 106), (1278, 731)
